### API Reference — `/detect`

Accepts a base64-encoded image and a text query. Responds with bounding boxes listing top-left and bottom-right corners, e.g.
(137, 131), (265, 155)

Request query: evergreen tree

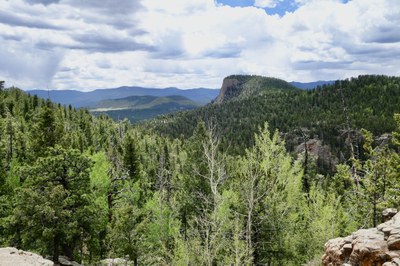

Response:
(387, 114), (400, 207)
(31, 99), (57, 155)
(12, 146), (95, 263)
(123, 133), (140, 181)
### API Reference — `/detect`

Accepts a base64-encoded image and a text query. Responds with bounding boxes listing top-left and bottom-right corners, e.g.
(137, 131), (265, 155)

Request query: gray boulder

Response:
(0, 247), (53, 266)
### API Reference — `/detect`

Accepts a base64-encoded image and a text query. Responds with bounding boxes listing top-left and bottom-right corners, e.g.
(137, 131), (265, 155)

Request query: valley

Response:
(1, 74), (400, 265)
(2, 1), (398, 265)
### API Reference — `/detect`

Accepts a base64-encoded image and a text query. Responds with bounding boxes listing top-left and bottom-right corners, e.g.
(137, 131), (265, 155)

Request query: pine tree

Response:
(13, 146), (95, 263)
(30, 99), (57, 155)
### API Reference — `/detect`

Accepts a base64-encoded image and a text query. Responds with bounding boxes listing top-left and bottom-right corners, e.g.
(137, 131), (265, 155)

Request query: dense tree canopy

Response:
(0, 76), (399, 265)
(148, 75), (400, 172)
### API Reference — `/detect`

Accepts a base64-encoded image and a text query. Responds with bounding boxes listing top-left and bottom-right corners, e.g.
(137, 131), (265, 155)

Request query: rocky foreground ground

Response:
(0, 247), (53, 266)
(0, 247), (130, 266)
(323, 208), (400, 265)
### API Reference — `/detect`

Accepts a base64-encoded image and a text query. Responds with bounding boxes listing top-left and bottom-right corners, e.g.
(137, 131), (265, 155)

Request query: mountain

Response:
(90, 95), (200, 122)
(214, 75), (297, 103)
(290, 80), (335, 90)
(26, 86), (219, 107)
(2, 76), (400, 265)
(147, 74), (400, 171)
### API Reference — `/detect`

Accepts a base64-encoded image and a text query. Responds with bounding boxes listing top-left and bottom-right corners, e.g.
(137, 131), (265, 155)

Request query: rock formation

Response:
(213, 76), (242, 104)
(322, 209), (400, 266)
(295, 138), (338, 171)
(213, 75), (296, 104)
(99, 258), (130, 265)
(0, 247), (84, 266)
(0, 247), (53, 266)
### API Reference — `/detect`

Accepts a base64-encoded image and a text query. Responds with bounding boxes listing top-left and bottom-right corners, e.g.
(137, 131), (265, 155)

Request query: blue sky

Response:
(0, 0), (399, 91)
(217, 0), (299, 16)
(217, 0), (350, 16)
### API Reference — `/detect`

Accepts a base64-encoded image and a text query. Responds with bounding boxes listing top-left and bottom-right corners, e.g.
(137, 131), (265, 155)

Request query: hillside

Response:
(1, 79), (400, 265)
(147, 75), (400, 170)
(289, 80), (335, 90)
(27, 86), (219, 107)
(90, 95), (200, 122)
(214, 75), (297, 103)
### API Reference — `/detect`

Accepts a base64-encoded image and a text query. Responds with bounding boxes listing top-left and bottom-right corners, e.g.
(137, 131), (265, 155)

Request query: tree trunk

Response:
(303, 137), (310, 193)
(107, 191), (113, 222)
(53, 235), (60, 265)
(6, 118), (13, 168)
(247, 210), (253, 260)
(166, 171), (171, 204)
(253, 226), (259, 265)
(373, 190), (377, 227)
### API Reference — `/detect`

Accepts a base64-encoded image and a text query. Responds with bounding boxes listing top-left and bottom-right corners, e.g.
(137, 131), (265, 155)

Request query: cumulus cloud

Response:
(0, 9), (65, 29)
(25, 0), (61, 5)
(254, 0), (283, 8)
(70, 30), (153, 53)
(65, 0), (142, 14)
(0, 0), (399, 90)
(0, 43), (63, 88)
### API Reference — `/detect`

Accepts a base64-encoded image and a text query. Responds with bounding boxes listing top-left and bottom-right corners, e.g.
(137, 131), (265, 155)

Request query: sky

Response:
(0, 0), (399, 91)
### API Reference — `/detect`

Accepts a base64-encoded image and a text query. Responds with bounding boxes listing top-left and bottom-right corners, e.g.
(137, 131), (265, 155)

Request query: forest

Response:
(0, 76), (400, 265)
(149, 75), (400, 157)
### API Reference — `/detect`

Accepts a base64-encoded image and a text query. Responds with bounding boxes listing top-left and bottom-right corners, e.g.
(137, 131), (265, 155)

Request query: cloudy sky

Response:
(0, 0), (399, 91)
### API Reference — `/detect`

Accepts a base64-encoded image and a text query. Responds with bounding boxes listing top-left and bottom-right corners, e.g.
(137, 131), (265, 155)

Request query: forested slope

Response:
(148, 75), (400, 161)
(1, 79), (400, 265)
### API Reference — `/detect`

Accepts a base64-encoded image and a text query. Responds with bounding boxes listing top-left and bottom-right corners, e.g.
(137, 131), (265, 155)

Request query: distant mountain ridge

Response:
(91, 95), (199, 110)
(26, 80), (334, 109)
(90, 94), (200, 122)
(25, 79), (341, 124)
(26, 86), (219, 107)
(289, 80), (335, 90)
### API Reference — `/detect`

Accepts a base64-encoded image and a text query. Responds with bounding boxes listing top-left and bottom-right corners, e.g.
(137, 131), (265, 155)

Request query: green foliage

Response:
(12, 146), (96, 262)
(148, 75), (400, 172)
(30, 100), (57, 155)
(140, 192), (181, 264)
(123, 133), (140, 181)
(89, 152), (111, 209)
(107, 202), (143, 263)
(0, 80), (399, 265)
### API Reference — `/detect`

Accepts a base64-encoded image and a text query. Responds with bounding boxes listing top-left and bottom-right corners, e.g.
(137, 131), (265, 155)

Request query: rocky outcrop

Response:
(213, 77), (242, 104)
(58, 256), (82, 266)
(0, 248), (84, 266)
(296, 138), (338, 172)
(100, 258), (130, 265)
(213, 75), (296, 104)
(0, 247), (53, 266)
(323, 209), (400, 266)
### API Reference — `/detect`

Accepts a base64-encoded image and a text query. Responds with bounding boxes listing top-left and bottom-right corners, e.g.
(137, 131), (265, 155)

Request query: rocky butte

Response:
(212, 74), (296, 104)
(323, 208), (400, 266)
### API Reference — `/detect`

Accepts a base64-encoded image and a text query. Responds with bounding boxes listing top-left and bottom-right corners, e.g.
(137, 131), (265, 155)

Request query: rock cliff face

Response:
(295, 138), (338, 171)
(213, 77), (242, 104)
(322, 209), (400, 266)
(213, 75), (296, 104)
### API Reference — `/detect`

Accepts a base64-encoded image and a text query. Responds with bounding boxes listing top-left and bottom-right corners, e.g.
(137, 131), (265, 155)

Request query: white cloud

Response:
(0, 0), (399, 90)
(254, 0), (282, 8)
